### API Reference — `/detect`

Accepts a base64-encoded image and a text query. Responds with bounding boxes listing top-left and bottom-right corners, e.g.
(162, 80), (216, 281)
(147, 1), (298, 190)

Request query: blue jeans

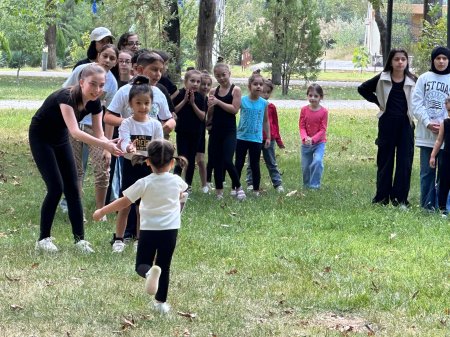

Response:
(301, 142), (325, 189)
(246, 140), (282, 188)
(419, 146), (450, 210)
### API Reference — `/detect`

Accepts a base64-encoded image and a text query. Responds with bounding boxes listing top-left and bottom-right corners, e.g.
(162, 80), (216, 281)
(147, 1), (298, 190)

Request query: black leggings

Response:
(174, 131), (201, 186)
(235, 139), (263, 190)
(29, 129), (84, 242)
(209, 129), (241, 190)
(135, 229), (178, 303)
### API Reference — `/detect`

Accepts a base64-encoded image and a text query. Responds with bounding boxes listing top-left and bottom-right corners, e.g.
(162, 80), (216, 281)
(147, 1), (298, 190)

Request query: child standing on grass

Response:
(246, 79), (285, 192)
(234, 73), (270, 196)
(429, 96), (450, 217)
(173, 69), (206, 189)
(93, 139), (188, 314)
(111, 76), (164, 253)
(299, 84), (328, 189)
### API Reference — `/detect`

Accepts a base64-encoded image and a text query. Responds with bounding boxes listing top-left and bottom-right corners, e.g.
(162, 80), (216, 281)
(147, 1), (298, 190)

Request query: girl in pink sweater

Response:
(299, 84), (328, 189)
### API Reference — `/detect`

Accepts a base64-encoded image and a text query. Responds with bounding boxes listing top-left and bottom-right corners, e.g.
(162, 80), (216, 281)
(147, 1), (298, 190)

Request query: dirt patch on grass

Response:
(306, 312), (377, 334)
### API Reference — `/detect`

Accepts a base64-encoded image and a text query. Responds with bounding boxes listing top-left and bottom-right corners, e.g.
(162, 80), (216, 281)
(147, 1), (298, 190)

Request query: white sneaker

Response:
(35, 237), (58, 253)
(145, 266), (161, 295)
(201, 185), (209, 193)
(75, 240), (94, 253)
(153, 301), (170, 314)
(236, 188), (246, 201)
(247, 185), (254, 191)
(253, 190), (261, 197)
(112, 240), (125, 253)
(230, 189), (237, 196)
(216, 192), (224, 200)
(275, 185), (284, 193)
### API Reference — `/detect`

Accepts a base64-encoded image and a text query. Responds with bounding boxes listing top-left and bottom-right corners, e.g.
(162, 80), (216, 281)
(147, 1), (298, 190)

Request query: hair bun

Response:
(132, 75), (150, 86)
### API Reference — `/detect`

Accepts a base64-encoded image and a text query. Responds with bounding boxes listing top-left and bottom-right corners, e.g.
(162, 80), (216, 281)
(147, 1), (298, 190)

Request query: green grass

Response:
(0, 108), (449, 336)
(0, 76), (65, 100)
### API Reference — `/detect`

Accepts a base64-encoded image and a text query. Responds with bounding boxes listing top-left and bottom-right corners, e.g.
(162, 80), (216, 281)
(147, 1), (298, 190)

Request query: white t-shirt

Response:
(119, 117), (163, 160)
(107, 83), (172, 121)
(63, 63), (118, 126)
(123, 172), (188, 231)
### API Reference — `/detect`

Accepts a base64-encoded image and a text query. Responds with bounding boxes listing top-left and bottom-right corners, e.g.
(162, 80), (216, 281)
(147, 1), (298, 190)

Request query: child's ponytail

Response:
(173, 156), (188, 170)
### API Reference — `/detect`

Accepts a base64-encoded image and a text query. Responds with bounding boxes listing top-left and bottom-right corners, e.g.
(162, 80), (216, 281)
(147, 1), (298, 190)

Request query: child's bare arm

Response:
(430, 122), (445, 168)
(93, 197), (132, 221)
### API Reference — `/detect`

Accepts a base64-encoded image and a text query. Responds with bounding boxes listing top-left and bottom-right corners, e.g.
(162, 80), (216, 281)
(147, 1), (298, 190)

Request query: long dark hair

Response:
(117, 32), (137, 50)
(383, 48), (417, 81)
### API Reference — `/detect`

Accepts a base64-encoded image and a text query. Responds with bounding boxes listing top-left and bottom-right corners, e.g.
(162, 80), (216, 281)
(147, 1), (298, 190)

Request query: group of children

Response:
(29, 27), (329, 315)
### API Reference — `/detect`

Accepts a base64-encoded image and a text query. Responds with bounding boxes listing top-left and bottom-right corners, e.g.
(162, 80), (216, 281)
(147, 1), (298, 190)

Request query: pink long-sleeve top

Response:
(299, 105), (328, 144)
(263, 102), (284, 147)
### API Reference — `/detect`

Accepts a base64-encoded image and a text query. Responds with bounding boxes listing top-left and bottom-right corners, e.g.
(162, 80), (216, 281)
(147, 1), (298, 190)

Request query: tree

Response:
(254, 0), (322, 94)
(164, 0), (182, 76)
(0, 32), (11, 62)
(196, 0), (216, 72)
(352, 46), (370, 73)
(368, 0), (387, 64)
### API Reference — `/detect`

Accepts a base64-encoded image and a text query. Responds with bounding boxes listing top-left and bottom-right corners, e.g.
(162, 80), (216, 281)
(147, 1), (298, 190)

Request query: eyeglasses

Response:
(127, 41), (141, 47)
(118, 59), (131, 64)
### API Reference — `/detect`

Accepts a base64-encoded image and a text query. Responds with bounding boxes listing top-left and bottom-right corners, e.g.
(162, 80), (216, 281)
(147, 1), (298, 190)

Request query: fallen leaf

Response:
(120, 316), (135, 330)
(183, 328), (191, 336)
(230, 212), (237, 217)
(177, 311), (197, 319)
(226, 268), (238, 275)
(411, 290), (419, 300)
(0, 232), (7, 238)
(323, 266), (331, 273)
(221, 224), (231, 227)
(389, 233), (397, 240)
(31, 263), (39, 269)
(10, 304), (24, 311)
(445, 308), (450, 315)
(286, 190), (297, 197)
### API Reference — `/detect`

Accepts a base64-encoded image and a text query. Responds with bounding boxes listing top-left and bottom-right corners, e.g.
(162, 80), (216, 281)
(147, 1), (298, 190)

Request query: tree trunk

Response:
(45, 23), (57, 69)
(424, 0), (430, 22)
(373, 6), (387, 64)
(196, 0), (217, 72)
(271, 0), (283, 85)
(164, 0), (181, 77)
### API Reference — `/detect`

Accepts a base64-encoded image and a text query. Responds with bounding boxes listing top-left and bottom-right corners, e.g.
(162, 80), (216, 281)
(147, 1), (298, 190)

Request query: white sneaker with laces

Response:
(276, 185), (285, 193)
(112, 240), (125, 253)
(247, 185), (253, 191)
(145, 265), (161, 295)
(35, 237), (58, 253)
(236, 187), (246, 201)
(75, 240), (94, 253)
(153, 301), (170, 314)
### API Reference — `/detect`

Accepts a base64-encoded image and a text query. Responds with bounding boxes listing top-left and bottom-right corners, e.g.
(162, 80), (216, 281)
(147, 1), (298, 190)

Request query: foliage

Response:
(0, 32), (11, 62)
(67, 31), (90, 66)
(253, 0), (323, 94)
(414, 17), (447, 75)
(317, 0), (367, 22)
(56, 27), (67, 61)
(352, 46), (370, 73)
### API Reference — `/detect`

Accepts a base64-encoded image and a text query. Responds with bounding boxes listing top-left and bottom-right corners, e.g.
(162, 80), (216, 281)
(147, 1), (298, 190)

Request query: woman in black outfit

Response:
(358, 48), (417, 207)
(30, 64), (123, 253)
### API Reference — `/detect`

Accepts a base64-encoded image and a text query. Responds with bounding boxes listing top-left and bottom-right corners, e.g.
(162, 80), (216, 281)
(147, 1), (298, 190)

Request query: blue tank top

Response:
(237, 96), (268, 143)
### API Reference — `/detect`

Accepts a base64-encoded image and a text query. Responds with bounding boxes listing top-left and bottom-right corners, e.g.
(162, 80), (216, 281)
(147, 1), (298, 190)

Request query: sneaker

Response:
(216, 192), (224, 200)
(253, 190), (260, 197)
(201, 185), (210, 194)
(112, 240), (125, 253)
(441, 210), (448, 218)
(35, 237), (58, 253)
(75, 240), (94, 254)
(145, 265), (161, 295)
(236, 187), (246, 201)
(206, 182), (215, 191)
(134, 240), (138, 252)
(247, 184), (254, 191)
(275, 185), (284, 193)
(153, 301), (170, 314)
(230, 189), (237, 196)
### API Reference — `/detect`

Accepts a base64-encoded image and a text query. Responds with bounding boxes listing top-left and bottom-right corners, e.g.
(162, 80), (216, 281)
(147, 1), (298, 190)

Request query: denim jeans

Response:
(301, 142), (325, 189)
(419, 146), (450, 210)
(246, 140), (282, 188)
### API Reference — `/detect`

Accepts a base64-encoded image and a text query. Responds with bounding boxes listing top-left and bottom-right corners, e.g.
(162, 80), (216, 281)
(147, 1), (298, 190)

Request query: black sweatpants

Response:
(209, 129), (241, 190)
(235, 139), (263, 190)
(174, 131), (202, 186)
(374, 115), (414, 205)
(438, 151), (450, 211)
(135, 229), (178, 303)
(29, 128), (84, 241)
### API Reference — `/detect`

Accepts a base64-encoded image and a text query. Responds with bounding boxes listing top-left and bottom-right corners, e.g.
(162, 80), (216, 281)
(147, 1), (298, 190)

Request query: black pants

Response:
(373, 115), (414, 205)
(174, 131), (201, 186)
(438, 151), (450, 211)
(235, 139), (263, 190)
(135, 229), (178, 303)
(29, 128), (84, 241)
(209, 129), (241, 190)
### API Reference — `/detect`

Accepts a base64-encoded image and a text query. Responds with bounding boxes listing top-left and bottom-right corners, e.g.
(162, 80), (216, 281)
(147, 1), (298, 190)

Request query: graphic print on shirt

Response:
(425, 81), (450, 122)
(130, 135), (152, 152)
(238, 107), (263, 136)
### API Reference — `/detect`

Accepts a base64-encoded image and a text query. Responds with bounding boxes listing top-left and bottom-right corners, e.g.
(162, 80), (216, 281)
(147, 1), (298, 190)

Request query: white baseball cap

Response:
(90, 27), (114, 42)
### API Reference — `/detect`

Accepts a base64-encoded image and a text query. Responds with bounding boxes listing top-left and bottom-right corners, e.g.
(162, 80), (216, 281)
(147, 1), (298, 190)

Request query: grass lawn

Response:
(0, 107), (449, 336)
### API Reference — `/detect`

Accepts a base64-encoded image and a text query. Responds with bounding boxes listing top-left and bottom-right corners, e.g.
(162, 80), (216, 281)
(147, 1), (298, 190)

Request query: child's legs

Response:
(234, 139), (249, 186)
(88, 141), (110, 209)
(69, 135), (85, 194)
(135, 230), (158, 278)
(196, 153), (207, 187)
(206, 133), (214, 183)
(301, 144), (313, 186)
(222, 131), (241, 189)
(262, 140), (282, 187)
(246, 154), (253, 186)
(309, 142), (326, 188)
(115, 205), (131, 239)
(248, 141), (263, 190)
(154, 230), (178, 302)
(438, 153), (450, 211)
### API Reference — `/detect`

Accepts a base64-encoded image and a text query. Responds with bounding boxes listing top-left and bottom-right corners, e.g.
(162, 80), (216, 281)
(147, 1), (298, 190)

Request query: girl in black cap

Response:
(358, 48), (417, 207)
(412, 46), (450, 211)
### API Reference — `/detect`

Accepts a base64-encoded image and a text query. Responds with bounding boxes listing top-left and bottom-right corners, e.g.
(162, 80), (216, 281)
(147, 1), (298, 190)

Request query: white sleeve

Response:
(118, 118), (132, 152)
(153, 121), (164, 139)
(123, 178), (146, 203)
(152, 86), (172, 120)
(63, 65), (85, 88)
(108, 86), (128, 116)
(411, 75), (430, 127)
(104, 72), (118, 108)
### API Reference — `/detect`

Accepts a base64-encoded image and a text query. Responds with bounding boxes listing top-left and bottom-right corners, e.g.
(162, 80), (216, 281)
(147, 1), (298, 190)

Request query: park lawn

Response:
(0, 108), (449, 337)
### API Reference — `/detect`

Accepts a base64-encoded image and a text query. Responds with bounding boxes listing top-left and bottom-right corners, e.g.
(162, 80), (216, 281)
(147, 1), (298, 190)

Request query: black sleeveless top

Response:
(212, 84), (236, 132)
(444, 119), (450, 153)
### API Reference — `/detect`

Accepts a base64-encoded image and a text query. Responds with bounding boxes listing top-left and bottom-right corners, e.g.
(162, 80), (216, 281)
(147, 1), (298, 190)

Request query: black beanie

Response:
(430, 46), (450, 75)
